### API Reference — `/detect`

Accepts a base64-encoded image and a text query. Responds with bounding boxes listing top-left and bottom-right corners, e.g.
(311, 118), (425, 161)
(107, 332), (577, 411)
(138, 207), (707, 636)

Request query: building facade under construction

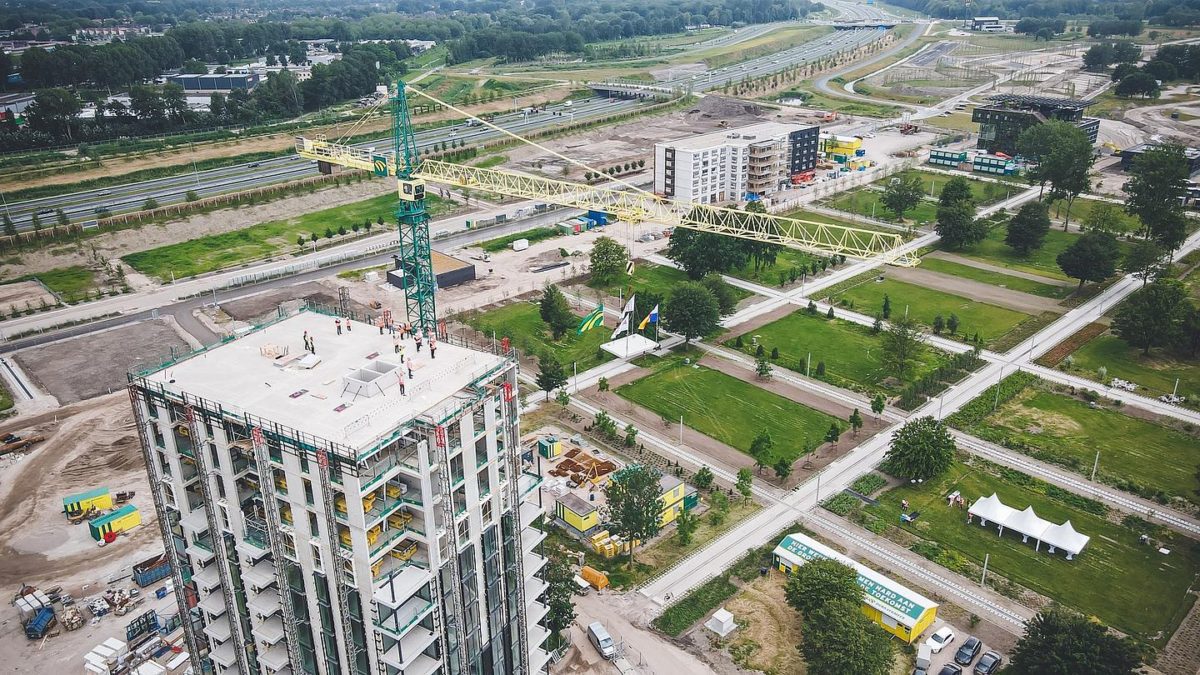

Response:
(127, 304), (551, 675)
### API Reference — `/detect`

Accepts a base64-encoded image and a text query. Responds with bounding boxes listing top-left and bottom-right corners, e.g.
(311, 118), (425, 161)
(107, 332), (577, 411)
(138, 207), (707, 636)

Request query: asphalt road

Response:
(3, 96), (649, 229)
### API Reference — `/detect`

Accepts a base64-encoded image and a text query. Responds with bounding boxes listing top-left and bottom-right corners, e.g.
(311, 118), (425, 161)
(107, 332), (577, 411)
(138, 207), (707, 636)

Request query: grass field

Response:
(588, 262), (753, 307)
(780, 206), (910, 235)
(1047, 198), (1140, 232)
(463, 301), (612, 371)
(123, 192), (449, 280)
(828, 277), (1030, 345)
(778, 88), (901, 118)
(828, 189), (938, 224)
(479, 226), (560, 253)
(618, 358), (842, 465)
(471, 154), (509, 169)
(726, 248), (817, 285)
(962, 382), (1200, 504)
(953, 223), (1131, 283)
(0, 378), (12, 413)
(10, 265), (99, 300)
(919, 256), (1071, 299)
(1064, 333), (1200, 406)
(726, 310), (948, 394)
(865, 459), (1200, 643)
(886, 169), (1015, 206)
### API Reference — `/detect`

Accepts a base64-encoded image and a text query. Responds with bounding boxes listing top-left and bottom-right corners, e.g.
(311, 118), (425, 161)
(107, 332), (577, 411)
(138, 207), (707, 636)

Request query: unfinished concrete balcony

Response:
(373, 562), (433, 610)
(374, 593), (434, 640)
(257, 642), (291, 674)
(247, 587), (281, 620)
(202, 614), (232, 643)
(252, 615), (286, 646)
(378, 624), (439, 673)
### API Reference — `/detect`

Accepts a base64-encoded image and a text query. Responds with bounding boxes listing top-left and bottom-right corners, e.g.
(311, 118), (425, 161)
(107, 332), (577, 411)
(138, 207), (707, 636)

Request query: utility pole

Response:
(980, 553), (989, 587)
(1091, 450), (1100, 482)
(679, 416), (684, 445)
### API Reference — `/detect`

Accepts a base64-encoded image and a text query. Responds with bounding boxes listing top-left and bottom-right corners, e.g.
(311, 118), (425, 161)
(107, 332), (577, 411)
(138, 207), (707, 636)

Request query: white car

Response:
(925, 626), (956, 653)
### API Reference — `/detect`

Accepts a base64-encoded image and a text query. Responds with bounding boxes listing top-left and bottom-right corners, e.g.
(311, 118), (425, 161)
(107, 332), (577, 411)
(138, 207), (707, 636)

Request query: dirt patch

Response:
(0, 394), (170, 672)
(723, 574), (807, 674)
(887, 265), (1064, 315)
(217, 280), (371, 323)
(0, 279), (59, 310)
(13, 318), (189, 404)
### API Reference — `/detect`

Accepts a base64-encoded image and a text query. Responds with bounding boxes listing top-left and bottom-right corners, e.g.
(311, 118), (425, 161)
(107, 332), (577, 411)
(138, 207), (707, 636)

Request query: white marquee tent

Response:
(968, 493), (1091, 559)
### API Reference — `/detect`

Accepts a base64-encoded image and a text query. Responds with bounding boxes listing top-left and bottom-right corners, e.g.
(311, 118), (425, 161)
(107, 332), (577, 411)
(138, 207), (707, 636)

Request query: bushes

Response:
(651, 575), (739, 636)
(895, 348), (986, 411)
(850, 473), (886, 496)
(821, 492), (860, 516)
(948, 371), (1039, 429)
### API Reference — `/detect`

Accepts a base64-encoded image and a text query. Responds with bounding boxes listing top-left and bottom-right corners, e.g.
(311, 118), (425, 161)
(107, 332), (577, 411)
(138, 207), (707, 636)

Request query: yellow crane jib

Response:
(295, 136), (427, 202)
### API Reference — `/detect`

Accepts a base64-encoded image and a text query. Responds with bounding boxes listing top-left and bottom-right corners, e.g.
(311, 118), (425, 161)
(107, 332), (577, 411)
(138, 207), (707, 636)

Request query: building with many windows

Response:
(654, 122), (821, 204)
(971, 94), (1098, 156)
(127, 304), (550, 675)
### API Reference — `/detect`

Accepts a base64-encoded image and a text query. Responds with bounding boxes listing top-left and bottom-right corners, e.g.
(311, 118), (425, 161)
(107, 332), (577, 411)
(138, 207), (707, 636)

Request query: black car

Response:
(938, 665), (963, 675)
(955, 636), (982, 665)
(974, 651), (1003, 675)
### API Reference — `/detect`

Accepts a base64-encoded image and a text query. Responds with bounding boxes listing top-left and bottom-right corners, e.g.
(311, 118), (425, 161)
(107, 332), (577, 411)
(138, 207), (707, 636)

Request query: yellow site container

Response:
(89, 505), (141, 541)
(64, 488), (113, 517)
(580, 566), (609, 591)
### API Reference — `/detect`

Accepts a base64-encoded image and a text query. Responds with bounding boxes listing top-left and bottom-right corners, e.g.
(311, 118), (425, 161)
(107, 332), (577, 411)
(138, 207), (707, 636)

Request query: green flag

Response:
(576, 304), (605, 334)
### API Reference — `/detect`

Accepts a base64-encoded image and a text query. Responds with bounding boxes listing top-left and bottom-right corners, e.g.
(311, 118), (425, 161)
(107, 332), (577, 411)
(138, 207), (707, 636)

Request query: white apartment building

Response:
(653, 121), (821, 204)
(127, 305), (550, 675)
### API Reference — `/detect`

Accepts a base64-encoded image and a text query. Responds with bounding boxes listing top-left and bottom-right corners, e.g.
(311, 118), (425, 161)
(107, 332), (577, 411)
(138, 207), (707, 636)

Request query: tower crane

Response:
(296, 81), (916, 335)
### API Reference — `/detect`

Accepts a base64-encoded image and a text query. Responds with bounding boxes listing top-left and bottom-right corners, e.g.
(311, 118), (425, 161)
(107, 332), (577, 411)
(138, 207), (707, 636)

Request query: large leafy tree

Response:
(602, 464), (664, 567)
(1043, 126), (1095, 229)
(800, 598), (893, 675)
(882, 416), (955, 480)
(936, 203), (985, 249)
(880, 314), (925, 381)
(535, 352), (567, 400)
(784, 558), (862, 616)
(749, 429), (774, 473)
(700, 275), (737, 316)
(1057, 231), (1120, 287)
(1125, 143), (1191, 250)
(543, 556), (577, 647)
(1009, 606), (1142, 675)
(938, 176), (975, 208)
(663, 282), (720, 343)
(1123, 239), (1165, 285)
(24, 88), (82, 139)
(539, 285), (575, 340)
(589, 236), (629, 286)
(1112, 279), (1190, 355)
(881, 174), (925, 221)
(1006, 201), (1051, 256)
(665, 226), (748, 279)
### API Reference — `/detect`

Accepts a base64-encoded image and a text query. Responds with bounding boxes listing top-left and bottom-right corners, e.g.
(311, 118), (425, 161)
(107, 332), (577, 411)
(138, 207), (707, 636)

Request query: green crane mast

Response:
(390, 81), (439, 337)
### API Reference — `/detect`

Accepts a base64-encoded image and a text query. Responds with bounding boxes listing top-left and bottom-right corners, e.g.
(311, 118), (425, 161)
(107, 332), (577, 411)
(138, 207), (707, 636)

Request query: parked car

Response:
(955, 636), (982, 665)
(974, 651), (1003, 675)
(925, 626), (956, 653)
(938, 665), (963, 675)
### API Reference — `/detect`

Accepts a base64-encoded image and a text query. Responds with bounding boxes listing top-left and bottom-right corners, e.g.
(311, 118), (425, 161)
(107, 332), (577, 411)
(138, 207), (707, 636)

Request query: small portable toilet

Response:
(89, 504), (141, 541)
(63, 487), (113, 517)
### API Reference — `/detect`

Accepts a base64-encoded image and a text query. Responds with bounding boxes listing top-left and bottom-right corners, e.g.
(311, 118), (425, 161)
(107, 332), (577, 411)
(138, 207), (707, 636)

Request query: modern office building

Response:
(167, 73), (261, 92)
(970, 16), (1003, 31)
(654, 122), (820, 203)
(1120, 143), (1200, 176)
(971, 94), (1099, 156)
(127, 304), (550, 675)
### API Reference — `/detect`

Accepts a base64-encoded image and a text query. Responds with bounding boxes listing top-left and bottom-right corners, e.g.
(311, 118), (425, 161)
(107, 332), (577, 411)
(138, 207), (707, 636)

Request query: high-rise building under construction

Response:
(127, 305), (551, 675)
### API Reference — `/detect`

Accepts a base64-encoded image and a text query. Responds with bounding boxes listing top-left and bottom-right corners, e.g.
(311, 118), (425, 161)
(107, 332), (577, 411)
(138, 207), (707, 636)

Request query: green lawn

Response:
(919, 256), (1071, 299)
(875, 169), (1016, 206)
(463, 301), (612, 371)
(827, 189), (939, 225)
(12, 265), (98, 300)
(725, 311), (948, 394)
(866, 460), (1200, 643)
(0, 378), (12, 413)
(828, 278), (1030, 345)
(123, 192), (450, 280)
(962, 384), (1200, 504)
(1048, 198), (1140, 233)
(953, 224), (1132, 283)
(1065, 333), (1200, 407)
(780, 206), (910, 235)
(479, 226), (561, 253)
(725, 248), (816, 285)
(589, 262), (751, 304)
(617, 360), (841, 465)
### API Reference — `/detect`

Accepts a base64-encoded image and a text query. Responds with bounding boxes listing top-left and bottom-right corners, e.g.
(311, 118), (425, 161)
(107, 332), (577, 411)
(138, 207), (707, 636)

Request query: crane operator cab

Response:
(399, 178), (426, 202)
